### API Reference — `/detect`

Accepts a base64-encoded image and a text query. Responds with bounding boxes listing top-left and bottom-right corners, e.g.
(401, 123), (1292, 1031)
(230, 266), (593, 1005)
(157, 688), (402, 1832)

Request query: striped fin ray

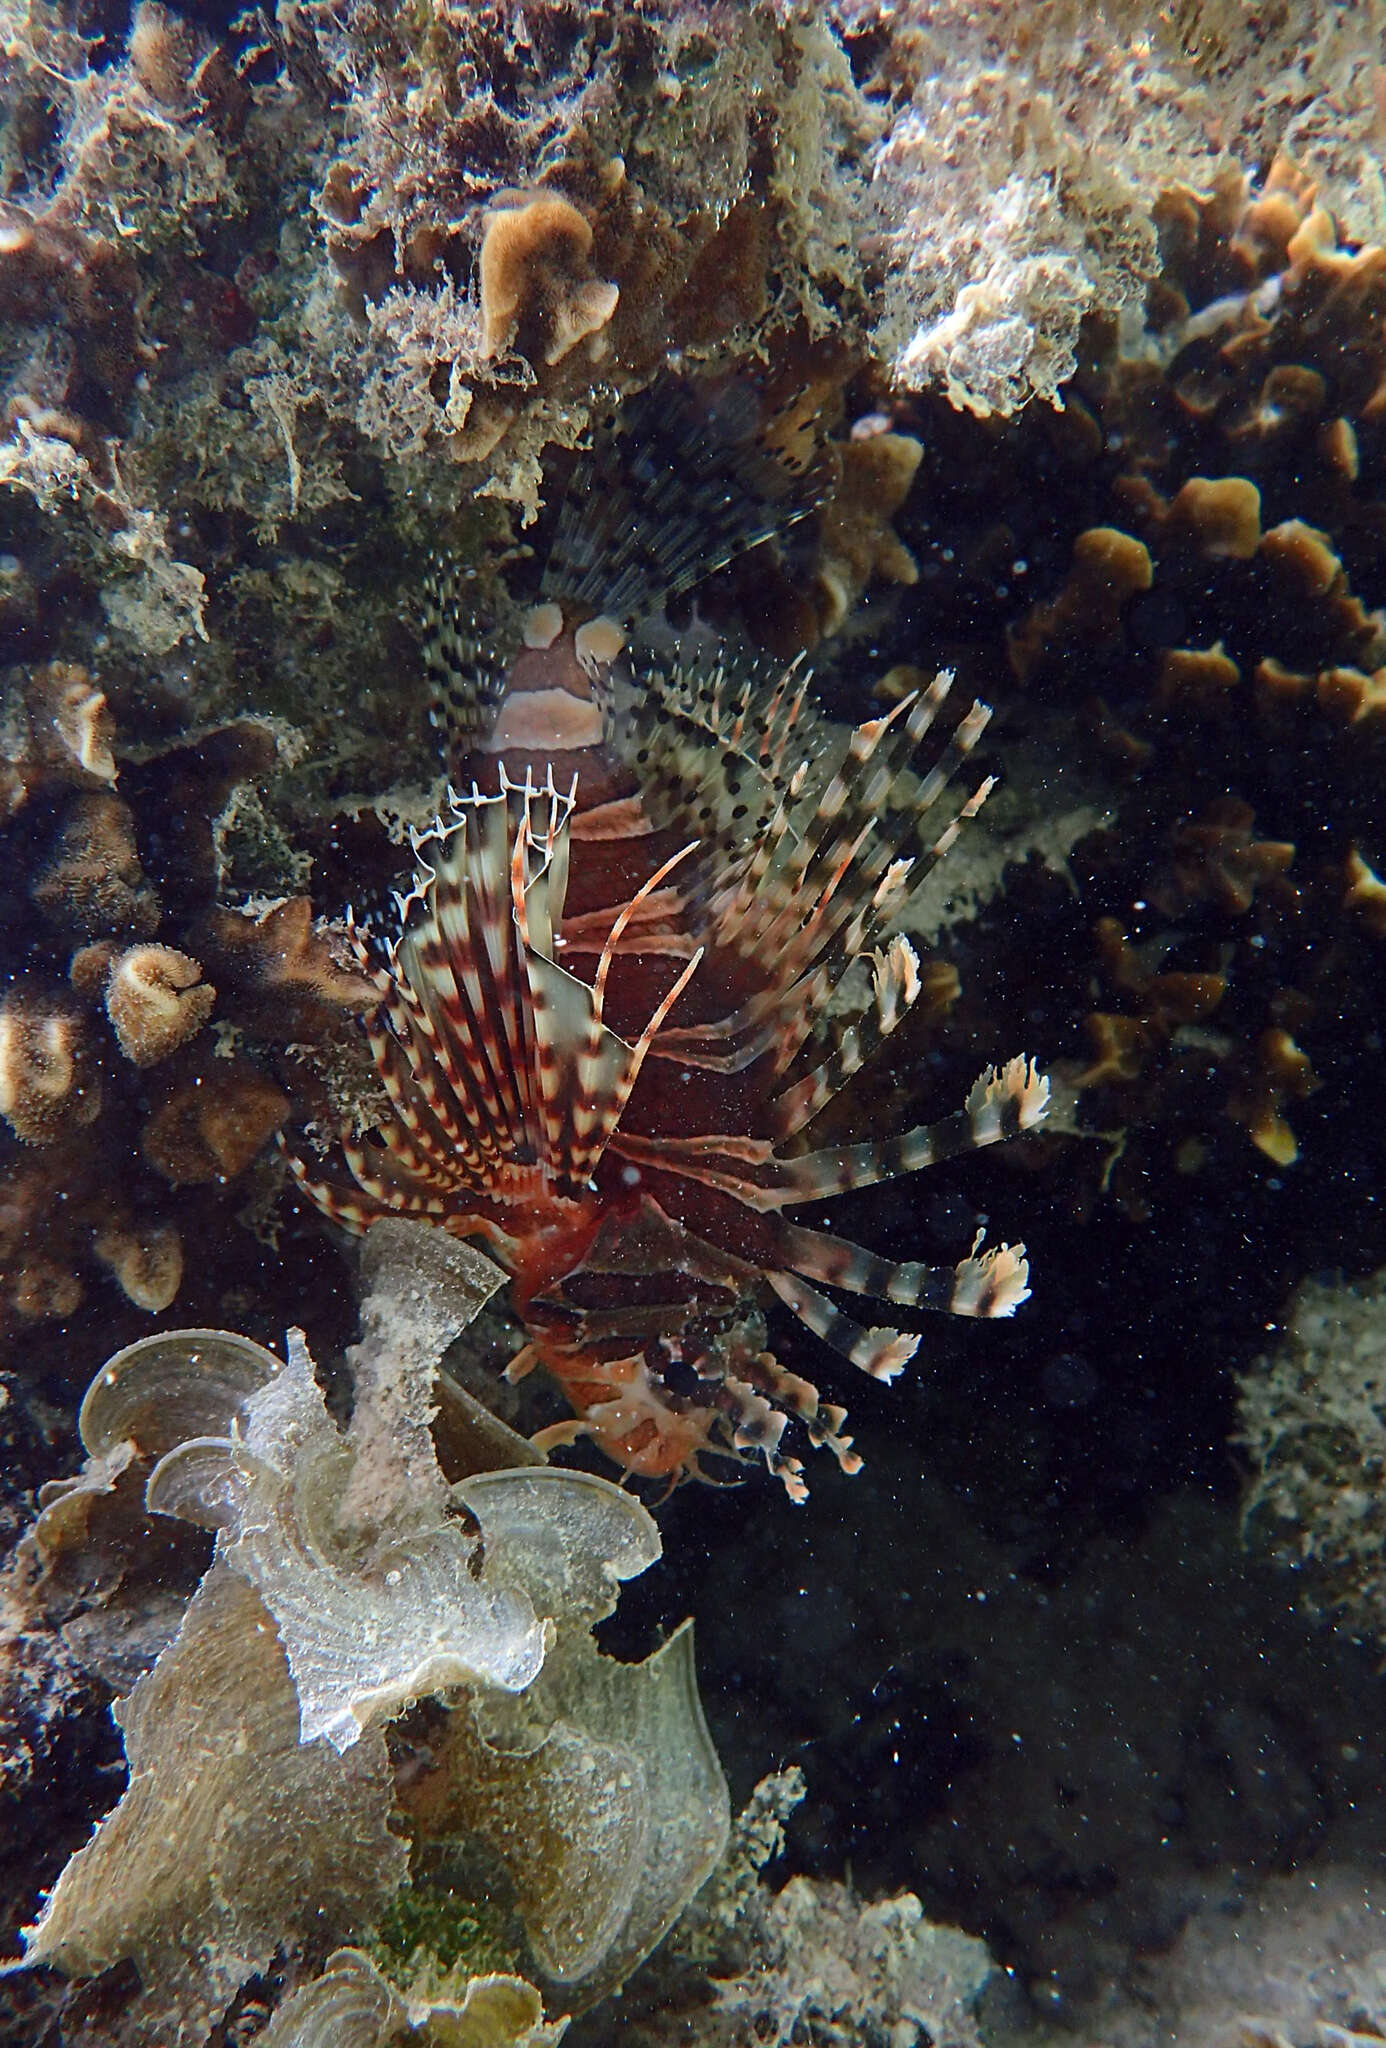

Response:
(714, 682), (983, 972)
(759, 1054), (1051, 1207)
(649, 682), (993, 1088)
(396, 837), (532, 1159)
(394, 768), (705, 1193)
(610, 1057), (1050, 1213)
(764, 1221), (1033, 1382)
(766, 1271), (921, 1383)
(379, 936), (512, 1172)
(353, 912), (513, 1180)
(771, 935), (923, 1138)
(400, 773), (573, 1167)
(519, 951), (637, 1185)
(338, 1133), (448, 1217)
(773, 1218), (1030, 1319)
(615, 647), (814, 897)
(542, 377), (829, 624)
(281, 1148), (382, 1236)
(359, 1014), (489, 1189)
(705, 680), (944, 952)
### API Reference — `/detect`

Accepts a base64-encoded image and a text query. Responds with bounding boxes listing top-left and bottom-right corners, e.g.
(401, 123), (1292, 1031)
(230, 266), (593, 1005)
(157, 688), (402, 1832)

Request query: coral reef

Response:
(861, 1), (1386, 416)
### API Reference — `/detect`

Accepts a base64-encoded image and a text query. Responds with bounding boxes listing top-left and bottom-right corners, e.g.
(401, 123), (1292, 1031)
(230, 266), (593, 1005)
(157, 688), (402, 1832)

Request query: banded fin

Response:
(288, 767), (707, 1236)
(766, 1271), (921, 1382)
(770, 935), (923, 1138)
(419, 558), (509, 749)
(542, 376), (829, 623)
(610, 1057), (1051, 1213)
(645, 669), (996, 1100)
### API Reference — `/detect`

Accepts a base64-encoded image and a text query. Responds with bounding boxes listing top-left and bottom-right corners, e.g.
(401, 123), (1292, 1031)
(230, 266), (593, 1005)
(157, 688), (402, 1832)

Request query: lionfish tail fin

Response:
(542, 375), (829, 623)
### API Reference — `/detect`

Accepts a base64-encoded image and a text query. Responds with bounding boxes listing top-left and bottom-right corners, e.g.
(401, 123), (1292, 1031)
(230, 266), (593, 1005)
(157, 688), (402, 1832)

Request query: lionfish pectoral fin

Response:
(774, 1215), (1032, 1321)
(767, 1054), (1051, 1204)
(949, 1231), (1032, 1317)
(524, 946), (636, 1181)
(771, 934), (923, 1137)
(766, 1271), (921, 1382)
(280, 1137), (382, 1237)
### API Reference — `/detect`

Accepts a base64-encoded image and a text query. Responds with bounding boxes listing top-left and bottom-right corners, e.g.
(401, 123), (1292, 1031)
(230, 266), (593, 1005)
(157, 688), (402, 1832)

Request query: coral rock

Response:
(104, 944), (214, 1067)
(31, 793), (159, 940)
(1159, 800), (1294, 917)
(479, 193), (619, 367)
(814, 430), (922, 635)
(1343, 847), (1386, 935)
(0, 661), (117, 821)
(1008, 526), (1153, 680)
(1155, 644), (1241, 716)
(0, 987), (101, 1145)
(1227, 1027), (1320, 1167)
(1164, 476), (1263, 559)
(140, 1061), (289, 1184)
(127, 1), (200, 110)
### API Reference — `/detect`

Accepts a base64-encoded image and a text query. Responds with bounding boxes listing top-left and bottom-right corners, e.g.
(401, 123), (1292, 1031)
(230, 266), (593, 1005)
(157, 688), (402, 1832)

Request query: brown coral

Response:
(31, 794), (159, 941)
(141, 1062), (290, 1185)
(0, 204), (142, 428)
(23, 662), (116, 789)
(0, 682), (347, 1334)
(91, 1218), (183, 1312)
(0, 662), (117, 821)
(104, 945), (215, 1067)
(1007, 528), (1153, 682)
(478, 192), (620, 367)
(1226, 1028), (1321, 1167)
(812, 428), (923, 636)
(202, 899), (375, 1014)
(0, 989), (101, 1146)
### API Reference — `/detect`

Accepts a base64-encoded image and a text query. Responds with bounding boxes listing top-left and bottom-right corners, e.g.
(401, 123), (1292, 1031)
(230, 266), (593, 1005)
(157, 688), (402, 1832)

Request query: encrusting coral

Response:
(103, 945), (215, 1068)
(478, 194), (620, 368)
(886, 153), (1386, 1215)
(0, 988), (99, 1147)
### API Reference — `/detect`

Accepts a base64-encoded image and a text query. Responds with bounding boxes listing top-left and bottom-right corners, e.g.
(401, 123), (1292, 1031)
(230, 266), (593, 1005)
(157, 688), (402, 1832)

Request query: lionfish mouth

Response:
(288, 665), (1049, 1501)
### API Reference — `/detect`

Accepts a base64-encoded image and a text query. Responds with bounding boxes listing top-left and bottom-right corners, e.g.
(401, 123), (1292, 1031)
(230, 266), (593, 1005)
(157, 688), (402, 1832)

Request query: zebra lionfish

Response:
(288, 384), (1050, 1500)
